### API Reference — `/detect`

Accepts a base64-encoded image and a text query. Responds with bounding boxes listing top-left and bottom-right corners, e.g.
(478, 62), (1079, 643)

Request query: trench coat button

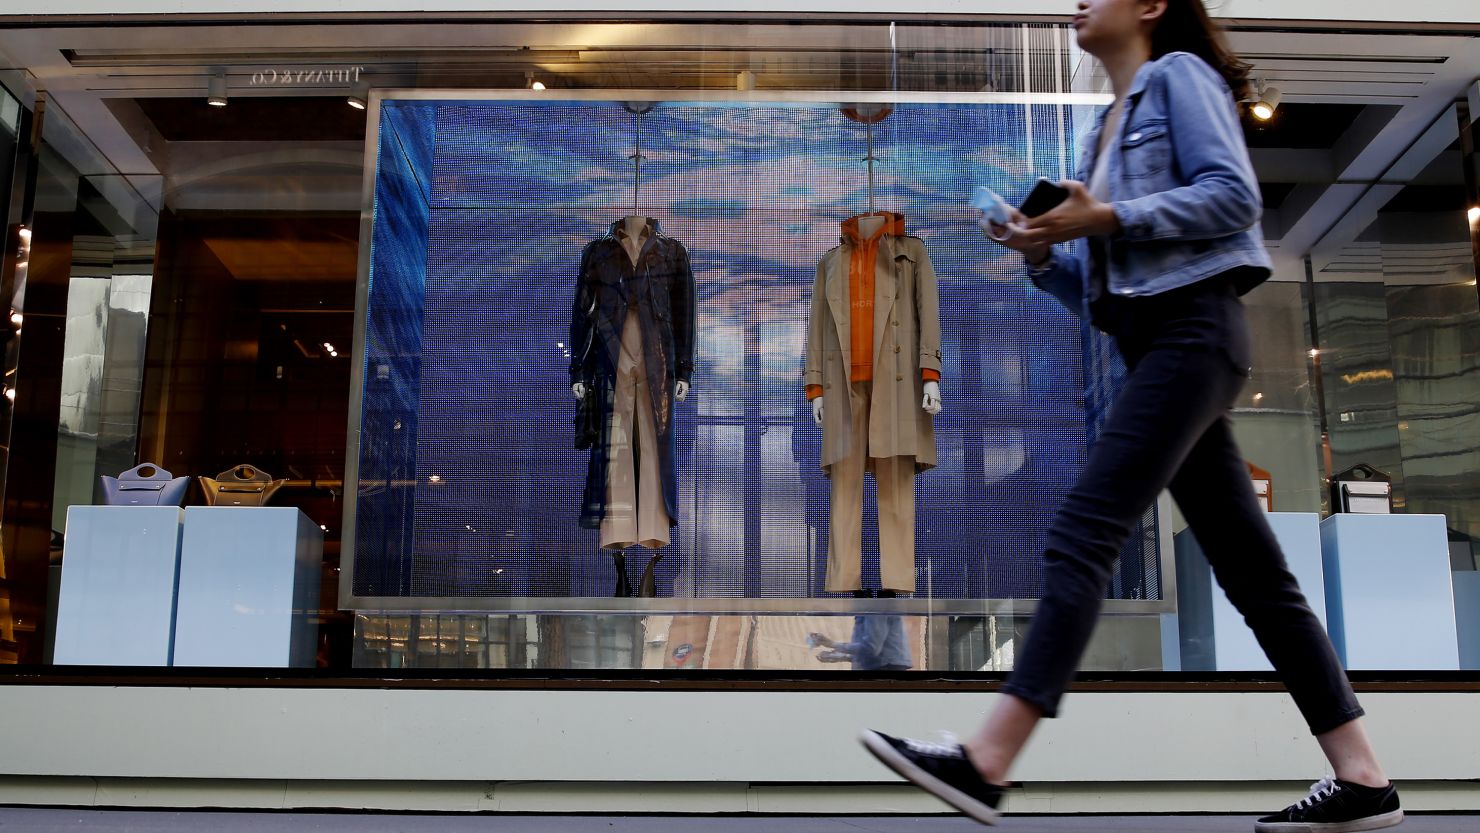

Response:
(896, 374), (903, 381)
(893, 320), (899, 327)
(894, 346), (900, 353)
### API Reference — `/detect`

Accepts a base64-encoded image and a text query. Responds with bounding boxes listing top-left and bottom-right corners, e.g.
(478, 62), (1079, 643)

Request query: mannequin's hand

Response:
(922, 381), (943, 415)
(571, 382), (586, 400)
(675, 381), (689, 402)
(812, 397), (825, 425)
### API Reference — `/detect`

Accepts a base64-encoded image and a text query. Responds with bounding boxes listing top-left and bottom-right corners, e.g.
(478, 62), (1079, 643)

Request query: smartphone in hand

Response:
(1019, 178), (1070, 218)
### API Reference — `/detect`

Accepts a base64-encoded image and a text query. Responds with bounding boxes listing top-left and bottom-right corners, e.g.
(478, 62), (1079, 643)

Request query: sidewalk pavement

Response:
(0, 810), (1476, 833)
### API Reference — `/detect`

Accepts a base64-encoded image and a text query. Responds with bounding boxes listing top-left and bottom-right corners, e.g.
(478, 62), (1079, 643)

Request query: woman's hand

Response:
(1014, 180), (1121, 245)
(981, 204), (1052, 265)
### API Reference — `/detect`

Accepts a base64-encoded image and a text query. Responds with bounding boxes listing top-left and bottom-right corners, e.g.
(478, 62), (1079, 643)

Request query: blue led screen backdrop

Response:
(352, 98), (1161, 602)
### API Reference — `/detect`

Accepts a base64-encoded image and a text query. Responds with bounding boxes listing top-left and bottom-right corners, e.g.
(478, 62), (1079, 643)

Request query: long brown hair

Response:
(1150, 0), (1253, 98)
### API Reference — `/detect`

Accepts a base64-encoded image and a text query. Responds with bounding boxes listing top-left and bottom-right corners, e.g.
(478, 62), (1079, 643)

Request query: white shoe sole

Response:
(859, 730), (1002, 826)
(1254, 809), (1405, 833)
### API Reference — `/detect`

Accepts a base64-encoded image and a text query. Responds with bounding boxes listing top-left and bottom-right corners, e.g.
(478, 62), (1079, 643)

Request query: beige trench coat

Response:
(804, 233), (941, 473)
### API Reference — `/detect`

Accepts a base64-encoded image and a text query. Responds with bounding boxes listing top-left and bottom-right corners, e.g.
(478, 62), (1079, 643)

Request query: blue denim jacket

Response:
(1032, 52), (1272, 318)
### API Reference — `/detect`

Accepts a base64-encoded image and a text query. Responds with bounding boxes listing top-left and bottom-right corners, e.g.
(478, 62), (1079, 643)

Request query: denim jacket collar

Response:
(1079, 59), (1158, 182)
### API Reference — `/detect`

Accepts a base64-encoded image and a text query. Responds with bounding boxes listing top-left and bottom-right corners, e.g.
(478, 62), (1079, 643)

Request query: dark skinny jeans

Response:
(1000, 274), (1364, 736)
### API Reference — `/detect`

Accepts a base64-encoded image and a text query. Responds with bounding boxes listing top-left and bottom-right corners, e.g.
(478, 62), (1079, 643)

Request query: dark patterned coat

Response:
(569, 218), (696, 529)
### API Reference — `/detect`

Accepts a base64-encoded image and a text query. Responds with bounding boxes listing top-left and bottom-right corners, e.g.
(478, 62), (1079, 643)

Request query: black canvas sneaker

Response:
(859, 729), (1004, 825)
(1256, 777), (1404, 832)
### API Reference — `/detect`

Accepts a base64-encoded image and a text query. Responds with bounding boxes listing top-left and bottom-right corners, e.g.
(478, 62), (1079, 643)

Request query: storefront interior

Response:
(0, 15), (1475, 674)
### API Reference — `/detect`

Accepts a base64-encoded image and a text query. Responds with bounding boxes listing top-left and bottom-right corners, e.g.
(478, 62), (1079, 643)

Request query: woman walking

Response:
(860, 0), (1402, 830)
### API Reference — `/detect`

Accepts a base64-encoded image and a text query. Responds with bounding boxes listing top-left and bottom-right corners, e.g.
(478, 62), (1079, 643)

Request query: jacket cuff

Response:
(919, 349), (943, 374)
(805, 384), (824, 401)
(1111, 199), (1159, 241)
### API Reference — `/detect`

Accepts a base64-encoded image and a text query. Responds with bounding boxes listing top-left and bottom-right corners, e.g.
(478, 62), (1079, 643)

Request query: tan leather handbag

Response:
(198, 464), (288, 507)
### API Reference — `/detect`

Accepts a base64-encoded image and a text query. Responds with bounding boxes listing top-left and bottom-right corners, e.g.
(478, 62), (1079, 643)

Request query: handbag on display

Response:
(574, 382), (601, 450)
(1247, 460), (1273, 513)
(99, 463), (191, 507)
(199, 464), (288, 507)
(1329, 462), (1392, 514)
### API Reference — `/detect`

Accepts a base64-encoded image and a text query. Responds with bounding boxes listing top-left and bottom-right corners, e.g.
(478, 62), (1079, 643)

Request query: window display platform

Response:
(173, 508), (324, 668)
(351, 609), (1166, 672)
(1172, 512), (1327, 672)
(53, 506), (185, 667)
(1321, 513), (1459, 671)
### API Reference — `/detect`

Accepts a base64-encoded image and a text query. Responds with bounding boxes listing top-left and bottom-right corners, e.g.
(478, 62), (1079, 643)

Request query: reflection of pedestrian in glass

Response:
(858, 0), (1399, 829)
(810, 616), (912, 671)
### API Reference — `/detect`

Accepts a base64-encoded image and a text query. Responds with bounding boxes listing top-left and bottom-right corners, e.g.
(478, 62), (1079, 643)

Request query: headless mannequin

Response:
(812, 212), (942, 426)
(571, 216), (690, 403)
(573, 215), (687, 597)
(856, 214), (887, 238)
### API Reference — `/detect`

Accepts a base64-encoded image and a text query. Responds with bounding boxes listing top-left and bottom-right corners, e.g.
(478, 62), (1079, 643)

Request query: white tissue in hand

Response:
(970, 186), (1013, 227)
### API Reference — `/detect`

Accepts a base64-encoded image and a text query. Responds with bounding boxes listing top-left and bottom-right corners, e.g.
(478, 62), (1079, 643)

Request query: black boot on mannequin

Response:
(612, 553), (634, 598)
(638, 553), (663, 598)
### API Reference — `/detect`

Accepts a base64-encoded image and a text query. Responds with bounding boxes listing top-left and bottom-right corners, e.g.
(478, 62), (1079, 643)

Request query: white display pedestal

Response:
(173, 507), (323, 668)
(54, 506), (185, 666)
(1453, 571), (1480, 671)
(1320, 513), (1458, 670)
(1173, 512), (1327, 671)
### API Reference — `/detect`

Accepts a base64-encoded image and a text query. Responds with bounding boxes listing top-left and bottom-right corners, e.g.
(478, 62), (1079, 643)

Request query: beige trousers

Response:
(601, 309), (671, 550)
(825, 381), (917, 593)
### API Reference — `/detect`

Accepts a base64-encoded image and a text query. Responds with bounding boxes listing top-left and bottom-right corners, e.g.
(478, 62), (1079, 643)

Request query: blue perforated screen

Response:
(353, 98), (1161, 602)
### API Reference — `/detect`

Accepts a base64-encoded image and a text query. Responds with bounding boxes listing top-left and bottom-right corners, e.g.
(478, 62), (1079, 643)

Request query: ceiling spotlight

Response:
(17, 226), (30, 243)
(348, 80), (369, 110)
(526, 72), (546, 91)
(1251, 80), (1281, 121)
(208, 71), (228, 108)
(9, 312), (21, 326)
(1469, 206), (1479, 225)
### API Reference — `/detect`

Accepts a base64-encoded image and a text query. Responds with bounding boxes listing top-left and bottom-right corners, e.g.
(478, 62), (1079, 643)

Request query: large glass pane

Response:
(0, 16), (1474, 675)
